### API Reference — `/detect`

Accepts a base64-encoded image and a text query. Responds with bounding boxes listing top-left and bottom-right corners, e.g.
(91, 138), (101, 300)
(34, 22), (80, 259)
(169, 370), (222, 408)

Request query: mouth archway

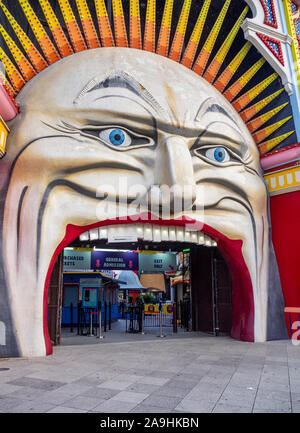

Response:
(43, 213), (254, 356)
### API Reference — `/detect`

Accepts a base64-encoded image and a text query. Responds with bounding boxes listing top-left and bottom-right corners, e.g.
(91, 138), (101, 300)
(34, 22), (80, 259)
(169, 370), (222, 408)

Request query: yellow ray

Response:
(0, 0), (47, 72)
(130, 0), (142, 49)
(0, 24), (36, 82)
(144, 0), (156, 52)
(214, 41), (251, 93)
(258, 131), (294, 155)
(223, 57), (266, 102)
(0, 68), (16, 98)
(169, 0), (192, 62)
(18, 0), (60, 64)
(240, 88), (284, 122)
(193, 0), (231, 76)
(39, 0), (73, 58)
(112, 0), (128, 47)
(157, 0), (174, 57)
(94, 0), (115, 47)
(252, 116), (292, 144)
(181, 0), (212, 68)
(0, 47), (25, 92)
(247, 103), (289, 133)
(232, 73), (278, 112)
(203, 6), (248, 83)
(75, 0), (101, 49)
(58, 0), (87, 52)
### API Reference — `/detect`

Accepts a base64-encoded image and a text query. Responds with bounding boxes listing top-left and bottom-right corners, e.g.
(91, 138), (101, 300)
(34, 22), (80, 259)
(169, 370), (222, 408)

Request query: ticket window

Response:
(82, 287), (98, 308)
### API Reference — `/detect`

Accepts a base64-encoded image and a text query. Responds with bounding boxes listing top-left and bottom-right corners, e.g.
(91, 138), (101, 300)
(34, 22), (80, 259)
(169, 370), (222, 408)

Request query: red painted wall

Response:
(270, 190), (300, 338)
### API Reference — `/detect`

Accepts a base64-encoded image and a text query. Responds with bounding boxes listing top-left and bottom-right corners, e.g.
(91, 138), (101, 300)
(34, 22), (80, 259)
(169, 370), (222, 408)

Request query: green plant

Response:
(142, 293), (155, 304)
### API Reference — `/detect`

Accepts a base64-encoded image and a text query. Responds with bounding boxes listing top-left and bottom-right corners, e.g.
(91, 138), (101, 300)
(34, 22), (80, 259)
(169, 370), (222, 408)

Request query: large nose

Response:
(148, 136), (196, 214)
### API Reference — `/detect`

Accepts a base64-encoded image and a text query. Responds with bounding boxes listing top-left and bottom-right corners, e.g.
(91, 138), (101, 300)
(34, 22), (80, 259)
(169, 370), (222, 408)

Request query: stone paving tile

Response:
(131, 404), (170, 413)
(253, 398), (292, 413)
(175, 398), (216, 413)
(212, 403), (252, 413)
(81, 386), (120, 400)
(292, 403), (300, 413)
(0, 383), (24, 396)
(0, 396), (24, 411)
(92, 399), (138, 413)
(6, 400), (56, 413)
(148, 370), (175, 379)
(255, 389), (291, 402)
(140, 395), (182, 410)
(62, 395), (106, 411)
(126, 382), (161, 394)
(6, 387), (49, 401)
(111, 391), (149, 404)
(184, 389), (222, 404)
(7, 377), (66, 391)
(97, 379), (134, 391)
(137, 376), (170, 386)
(46, 406), (88, 413)
(52, 383), (94, 397)
(150, 385), (191, 399)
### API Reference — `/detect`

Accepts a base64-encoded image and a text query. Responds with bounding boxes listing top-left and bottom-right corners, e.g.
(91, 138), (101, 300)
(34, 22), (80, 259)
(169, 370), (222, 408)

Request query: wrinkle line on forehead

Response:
(74, 70), (169, 121)
(195, 97), (237, 123)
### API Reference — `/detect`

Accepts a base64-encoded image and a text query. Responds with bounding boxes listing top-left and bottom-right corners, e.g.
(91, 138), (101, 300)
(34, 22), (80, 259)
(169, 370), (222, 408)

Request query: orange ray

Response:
(94, 0), (115, 47)
(169, 0), (192, 62)
(112, 0), (128, 47)
(144, 0), (156, 52)
(75, 0), (101, 49)
(157, 0), (174, 57)
(130, 0), (142, 49)
(39, 0), (74, 58)
(58, 0), (87, 52)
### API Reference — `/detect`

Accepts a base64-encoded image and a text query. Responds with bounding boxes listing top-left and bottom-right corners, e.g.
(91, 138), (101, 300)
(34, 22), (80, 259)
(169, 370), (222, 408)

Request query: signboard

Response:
(139, 253), (176, 272)
(0, 116), (9, 157)
(91, 251), (139, 271)
(144, 304), (173, 315)
(63, 250), (91, 270)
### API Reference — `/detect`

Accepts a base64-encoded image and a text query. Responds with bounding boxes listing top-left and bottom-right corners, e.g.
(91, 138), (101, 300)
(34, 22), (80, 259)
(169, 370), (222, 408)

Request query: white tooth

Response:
(204, 235), (212, 247)
(136, 224), (144, 239)
(198, 233), (205, 245)
(161, 227), (169, 241)
(79, 231), (89, 241)
(212, 240), (217, 247)
(176, 227), (184, 242)
(190, 232), (198, 243)
(143, 225), (153, 241)
(184, 229), (191, 242)
(89, 228), (99, 241)
(153, 226), (161, 242)
(99, 227), (108, 239)
(168, 227), (177, 241)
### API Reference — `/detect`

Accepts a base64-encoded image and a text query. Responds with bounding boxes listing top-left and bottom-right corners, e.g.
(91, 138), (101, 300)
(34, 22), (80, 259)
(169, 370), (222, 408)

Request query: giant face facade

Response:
(0, 48), (287, 357)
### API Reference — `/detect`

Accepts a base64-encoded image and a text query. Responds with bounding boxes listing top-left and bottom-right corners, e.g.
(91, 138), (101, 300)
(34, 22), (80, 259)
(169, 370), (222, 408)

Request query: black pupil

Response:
(218, 151), (223, 158)
(114, 134), (121, 141)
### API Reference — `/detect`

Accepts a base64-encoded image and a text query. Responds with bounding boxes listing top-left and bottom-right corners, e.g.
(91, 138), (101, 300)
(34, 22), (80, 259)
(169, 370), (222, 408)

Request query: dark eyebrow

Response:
(75, 72), (168, 119)
(204, 103), (236, 122)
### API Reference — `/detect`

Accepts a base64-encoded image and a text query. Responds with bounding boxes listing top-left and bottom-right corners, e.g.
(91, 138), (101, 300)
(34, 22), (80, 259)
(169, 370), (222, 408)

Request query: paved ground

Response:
(0, 320), (300, 413)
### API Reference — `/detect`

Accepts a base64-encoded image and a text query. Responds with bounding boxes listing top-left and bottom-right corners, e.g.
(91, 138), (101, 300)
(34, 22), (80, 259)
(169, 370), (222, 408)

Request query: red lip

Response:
(43, 212), (254, 355)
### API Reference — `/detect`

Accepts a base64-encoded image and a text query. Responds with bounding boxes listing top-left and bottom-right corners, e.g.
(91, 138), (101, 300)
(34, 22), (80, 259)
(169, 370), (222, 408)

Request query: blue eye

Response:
(99, 128), (131, 147)
(109, 129), (125, 146)
(214, 148), (226, 162)
(205, 147), (230, 163)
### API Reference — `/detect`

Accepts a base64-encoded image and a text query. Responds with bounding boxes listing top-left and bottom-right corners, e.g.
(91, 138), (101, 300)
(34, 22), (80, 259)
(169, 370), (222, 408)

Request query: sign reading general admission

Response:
(91, 251), (139, 271)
